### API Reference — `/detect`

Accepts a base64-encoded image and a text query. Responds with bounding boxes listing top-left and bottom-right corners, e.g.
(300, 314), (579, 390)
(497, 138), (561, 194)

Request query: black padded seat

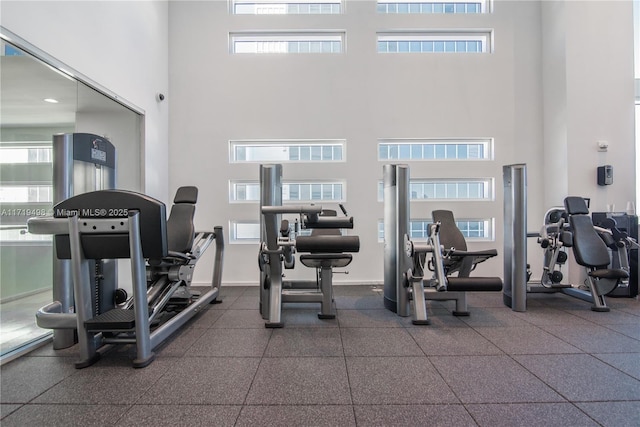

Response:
(300, 253), (353, 269)
(564, 196), (629, 289)
(432, 210), (497, 277)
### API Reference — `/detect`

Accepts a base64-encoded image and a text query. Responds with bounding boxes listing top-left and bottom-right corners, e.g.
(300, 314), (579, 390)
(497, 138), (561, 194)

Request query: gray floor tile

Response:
(0, 404), (21, 419)
(0, 356), (77, 403)
(466, 402), (599, 427)
(32, 357), (176, 404)
(511, 306), (589, 326)
(431, 355), (564, 404)
(264, 328), (343, 357)
(335, 295), (386, 310)
(459, 307), (535, 327)
(208, 294), (241, 310)
(138, 357), (259, 405)
(341, 327), (424, 356)
(228, 295), (260, 310)
(347, 356), (458, 405)
(593, 352), (640, 380)
(1, 404), (129, 427)
(602, 322), (640, 340)
(566, 307), (640, 324)
(465, 291), (506, 308)
(515, 354), (640, 401)
(186, 307), (225, 328)
(245, 357), (351, 404)
(117, 404), (241, 426)
(236, 405), (356, 427)
(337, 309), (404, 328)
(354, 404), (476, 426)
(576, 401), (640, 427)
(537, 324), (640, 353)
(408, 326), (503, 356)
(154, 326), (207, 358)
(212, 309), (267, 328)
(474, 325), (582, 355)
(186, 328), (271, 357)
(280, 308), (339, 327)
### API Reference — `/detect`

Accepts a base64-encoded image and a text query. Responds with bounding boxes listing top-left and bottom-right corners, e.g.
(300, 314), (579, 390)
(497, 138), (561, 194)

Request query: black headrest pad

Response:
(564, 197), (589, 215)
(174, 186), (198, 204)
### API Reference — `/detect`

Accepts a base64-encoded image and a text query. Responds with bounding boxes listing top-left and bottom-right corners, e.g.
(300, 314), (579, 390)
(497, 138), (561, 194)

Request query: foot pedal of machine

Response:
(85, 309), (136, 331)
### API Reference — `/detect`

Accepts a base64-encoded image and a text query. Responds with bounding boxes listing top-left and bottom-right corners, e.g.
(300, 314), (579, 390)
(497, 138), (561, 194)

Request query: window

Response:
(377, 178), (493, 201)
(230, 220), (261, 243)
(378, 139), (492, 160)
(231, 32), (344, 54)
(230, 180), (345, 202)
(232, 0), (342, 14)
(378, 218), (493, 241)
(377, 1), (488, 14)
(377, 32), (491, 53)
(230, 139), (345, 163)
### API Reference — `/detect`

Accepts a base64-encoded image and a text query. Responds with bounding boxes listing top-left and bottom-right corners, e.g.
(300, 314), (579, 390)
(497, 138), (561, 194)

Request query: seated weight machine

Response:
(259, 164), (360, 328)
(28, 187), (224, 368)
(383, 164), (503, 325)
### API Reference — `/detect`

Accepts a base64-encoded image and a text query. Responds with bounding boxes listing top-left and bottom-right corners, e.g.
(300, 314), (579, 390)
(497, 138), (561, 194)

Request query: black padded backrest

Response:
(166, 186), (197, 253)
(569, 214), (611, 268)
(432, 210), (467, 251)
(173, 186), (198, 204)
(564, 196), (589, 215)
(53, 190), (167, 259)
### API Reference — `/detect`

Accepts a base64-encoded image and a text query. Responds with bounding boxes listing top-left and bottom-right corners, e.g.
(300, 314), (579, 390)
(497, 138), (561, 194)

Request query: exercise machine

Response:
(28, 187), (224, 368)
(259, 164), (360, 328)
(592, 212), (638, 298)
(503, 163), (629, 312)
(383, 164), (503, 324)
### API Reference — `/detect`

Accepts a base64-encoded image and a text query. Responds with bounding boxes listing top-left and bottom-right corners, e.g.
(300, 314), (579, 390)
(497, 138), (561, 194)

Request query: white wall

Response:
(1, 0), (635, 287)
(0, 0), (170, 203)
(168, 0), (551, 285)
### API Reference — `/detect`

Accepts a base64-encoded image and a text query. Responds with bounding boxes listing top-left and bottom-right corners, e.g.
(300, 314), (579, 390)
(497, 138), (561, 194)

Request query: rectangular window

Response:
(378, 139), (492, 160)
(230, 220), (261, 243)
(378, 218), (493, 241)
(232, 0), (342, 14)
(230, 180), (345, 202)
(230, 139), (346, 163)
(377, 31), (491, 53)
(231, 32), (344, 54)
(377, 179), (492, 201)
(0, 146), (52, 163)
(377, 1), (488, 14)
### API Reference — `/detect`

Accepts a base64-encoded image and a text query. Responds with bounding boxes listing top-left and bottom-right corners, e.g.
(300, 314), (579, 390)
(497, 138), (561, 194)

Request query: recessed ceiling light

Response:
(43, 98), (59, 103)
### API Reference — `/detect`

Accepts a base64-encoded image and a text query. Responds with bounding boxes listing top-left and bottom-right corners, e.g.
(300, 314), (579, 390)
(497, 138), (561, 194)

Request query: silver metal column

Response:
(51, 133), (116, 348)
(503, 164), (527, 312)
(383, 164), (411, 316)
(259, 164), (283, 321)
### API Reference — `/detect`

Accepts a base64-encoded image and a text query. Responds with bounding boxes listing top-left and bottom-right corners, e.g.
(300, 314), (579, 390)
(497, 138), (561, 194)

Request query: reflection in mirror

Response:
(0, 35), (144, 362)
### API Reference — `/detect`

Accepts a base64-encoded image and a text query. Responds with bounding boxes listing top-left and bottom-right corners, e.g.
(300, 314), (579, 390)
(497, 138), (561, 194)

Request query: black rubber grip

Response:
(305, 217), (354, 229)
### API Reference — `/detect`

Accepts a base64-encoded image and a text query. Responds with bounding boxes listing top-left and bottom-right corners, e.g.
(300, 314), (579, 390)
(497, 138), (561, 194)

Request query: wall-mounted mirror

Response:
(0, 29), (144, 362)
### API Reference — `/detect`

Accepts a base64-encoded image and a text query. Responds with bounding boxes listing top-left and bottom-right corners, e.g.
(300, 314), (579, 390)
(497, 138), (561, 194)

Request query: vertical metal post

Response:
(503, 164), (527, 312)
(383, 164), (410, 316)
(67, 215), (99, 368)
(259, 164), (283, 322)
(51, 134), (75, 349)
(129, 212), (155, 368)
